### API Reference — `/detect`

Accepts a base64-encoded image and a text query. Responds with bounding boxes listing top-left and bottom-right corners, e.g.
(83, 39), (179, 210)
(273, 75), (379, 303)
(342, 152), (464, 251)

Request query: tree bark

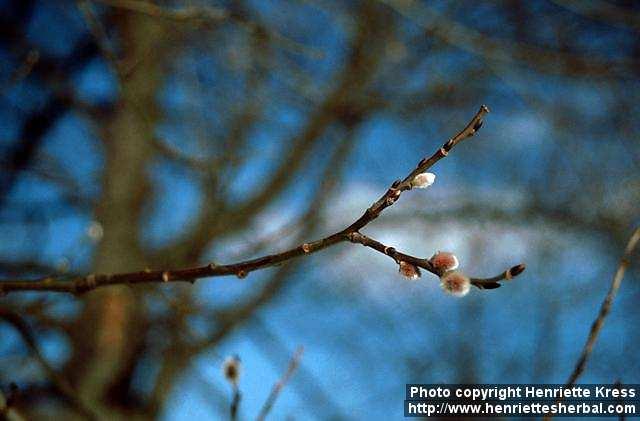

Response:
(66, 10), (166, 417)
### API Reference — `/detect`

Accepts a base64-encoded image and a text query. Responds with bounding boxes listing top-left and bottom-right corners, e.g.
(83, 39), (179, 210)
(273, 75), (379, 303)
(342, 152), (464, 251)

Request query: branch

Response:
(230, 384), (241, 421)
(1, 49), (38, 92)
(247, 318), (347, 419)
(146, 133), (355, 416)
(550, 0), (640, 32)
(380, 0), (637, 78)
(0, 105), (525, 294)
(347, 232), (525, 289)
(0, 309), (97, 419)
(95, 0), (228, 22)
(256, 347), (304, 421)
(95, 0), (324, 59)
(543, 226), (640, 420)
(565, 226), (640, 386)
(152, 9), (385, 266)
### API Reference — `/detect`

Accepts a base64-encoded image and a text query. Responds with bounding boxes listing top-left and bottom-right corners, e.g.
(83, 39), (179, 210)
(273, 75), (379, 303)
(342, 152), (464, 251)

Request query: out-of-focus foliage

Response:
(0, 0), (638, 419)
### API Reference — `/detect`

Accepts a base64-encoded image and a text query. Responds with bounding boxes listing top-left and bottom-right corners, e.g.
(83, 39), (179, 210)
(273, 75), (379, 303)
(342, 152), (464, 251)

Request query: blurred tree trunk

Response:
(65, 11), (166, 417)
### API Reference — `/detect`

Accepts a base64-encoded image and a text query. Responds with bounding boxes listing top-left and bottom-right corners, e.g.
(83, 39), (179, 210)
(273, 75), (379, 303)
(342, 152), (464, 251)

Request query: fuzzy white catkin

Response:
(440, 271), (471, 297)
(411, 172), (436, 188)
(398, 261), (421, 280)
(429, 251), (459, 273)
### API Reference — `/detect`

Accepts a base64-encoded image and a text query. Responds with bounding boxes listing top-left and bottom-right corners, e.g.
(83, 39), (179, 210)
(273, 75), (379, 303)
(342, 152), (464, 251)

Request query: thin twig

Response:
(0, 105), (524, 294)
(2, 49), (39, 92)
(347, 232), (525, 289)
(550, 0), (640, 32)
(95, 0), (228, 21)
(230, 384), (241, 421)
(256, 347), (304, 421)
(543, 226), (640, 420)
(94, 0), (324, 59)
(0, 309), (97, 420)
(147, 134), (355, 412)
(614, 379), (627, 421)
(77, 0), (123, 76)
(565, 227), (640, 386)
(247, 318), (347, 419)
(380, 0), (635, 77)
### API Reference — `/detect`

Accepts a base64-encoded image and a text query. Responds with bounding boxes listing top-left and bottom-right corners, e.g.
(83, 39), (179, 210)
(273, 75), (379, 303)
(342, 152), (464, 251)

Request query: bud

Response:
(398, 261), (421, 280)
(506, 264), (526, 280)
(410, 172), (436, 189)
(440, 271), (471, 297)
(222, 355), (241, 386)
(429, 251), (459, 274)
(86, 221), (104, 242)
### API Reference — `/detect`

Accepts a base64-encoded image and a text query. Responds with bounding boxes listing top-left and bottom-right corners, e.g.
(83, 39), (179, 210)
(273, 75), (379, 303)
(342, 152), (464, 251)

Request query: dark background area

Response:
(0, 0), (639, 419)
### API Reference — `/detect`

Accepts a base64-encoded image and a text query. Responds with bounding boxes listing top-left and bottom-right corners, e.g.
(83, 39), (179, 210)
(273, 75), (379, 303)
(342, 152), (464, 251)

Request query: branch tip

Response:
(508, 264), (526, 279)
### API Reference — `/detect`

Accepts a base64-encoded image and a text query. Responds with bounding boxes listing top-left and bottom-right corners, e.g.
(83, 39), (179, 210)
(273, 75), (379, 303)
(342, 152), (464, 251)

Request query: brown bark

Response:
(65, 10), (166, 417)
